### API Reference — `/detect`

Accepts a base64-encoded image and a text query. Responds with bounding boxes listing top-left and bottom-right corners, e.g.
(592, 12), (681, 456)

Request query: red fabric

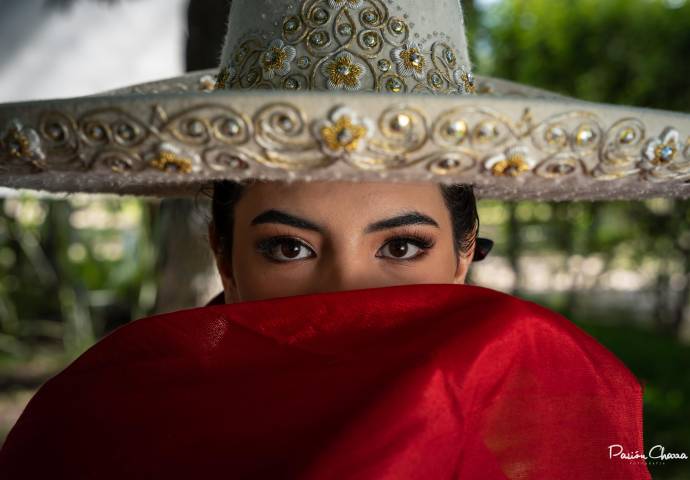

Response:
(0, 284), (650, 479)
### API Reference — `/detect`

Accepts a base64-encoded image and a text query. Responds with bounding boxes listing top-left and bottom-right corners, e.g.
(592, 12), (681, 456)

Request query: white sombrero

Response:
(1, 0), (689, 200)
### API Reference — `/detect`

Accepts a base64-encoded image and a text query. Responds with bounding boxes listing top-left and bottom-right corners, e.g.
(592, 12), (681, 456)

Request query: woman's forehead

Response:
(235, 181), (450, 225)
(242, 180), (442, 199)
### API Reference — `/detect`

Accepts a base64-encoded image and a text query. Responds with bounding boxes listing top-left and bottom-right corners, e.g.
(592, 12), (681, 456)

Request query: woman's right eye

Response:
(256, 237), (316, 263)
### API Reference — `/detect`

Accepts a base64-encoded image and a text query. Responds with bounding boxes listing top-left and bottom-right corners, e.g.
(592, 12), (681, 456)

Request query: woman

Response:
(0, 179), (650, 479)
(1, 0), (680, 477)
(206, 180), (486, 303)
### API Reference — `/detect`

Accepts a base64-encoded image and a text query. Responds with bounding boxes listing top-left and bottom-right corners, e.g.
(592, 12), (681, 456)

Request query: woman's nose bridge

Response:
(324, 266), (372, 291)
(316, 241), (378, 291)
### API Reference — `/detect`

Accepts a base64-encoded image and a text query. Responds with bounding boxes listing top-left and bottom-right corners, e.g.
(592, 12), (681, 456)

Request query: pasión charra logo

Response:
(609, 444), (688, 462)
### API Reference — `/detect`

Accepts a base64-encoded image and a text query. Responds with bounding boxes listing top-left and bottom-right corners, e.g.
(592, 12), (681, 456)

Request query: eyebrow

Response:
(250, 209), (324, 233)
(250, 209), (439, 234)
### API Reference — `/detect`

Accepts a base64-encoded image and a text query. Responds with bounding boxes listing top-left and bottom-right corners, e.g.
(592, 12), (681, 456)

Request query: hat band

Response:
(1, 92), (689, 199)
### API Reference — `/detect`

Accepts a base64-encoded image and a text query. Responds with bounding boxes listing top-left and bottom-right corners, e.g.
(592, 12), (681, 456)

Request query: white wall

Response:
(0, 0), (187, 102)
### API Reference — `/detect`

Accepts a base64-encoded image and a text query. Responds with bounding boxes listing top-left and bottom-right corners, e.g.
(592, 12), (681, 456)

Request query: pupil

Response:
(390, 240), (408, 257)
(281, 240), (301, 258)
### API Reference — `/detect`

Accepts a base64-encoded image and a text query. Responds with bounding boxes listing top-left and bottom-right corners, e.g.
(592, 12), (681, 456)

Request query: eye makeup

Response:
(255, 235), (316, 263)
(253, 227), (437, 264)
(377, 227), (436, 261)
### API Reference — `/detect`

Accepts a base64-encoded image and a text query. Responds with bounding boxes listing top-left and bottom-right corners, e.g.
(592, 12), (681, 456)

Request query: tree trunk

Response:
(653, 261), (670, 333)
(153, 199), (222, 313)
(152, 0), (231, 313)
(670, 250), (690, 337)
(506, 202), (522, 295)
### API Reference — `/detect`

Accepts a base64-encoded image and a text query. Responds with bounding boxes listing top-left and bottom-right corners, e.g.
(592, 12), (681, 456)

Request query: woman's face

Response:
(212, 181), (474, 303)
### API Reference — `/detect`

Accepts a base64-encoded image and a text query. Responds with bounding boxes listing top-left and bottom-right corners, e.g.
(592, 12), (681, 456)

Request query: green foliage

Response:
(576, 320), (690, 480)
(478, 0), (690, 111)
(0, 196), (158, 358)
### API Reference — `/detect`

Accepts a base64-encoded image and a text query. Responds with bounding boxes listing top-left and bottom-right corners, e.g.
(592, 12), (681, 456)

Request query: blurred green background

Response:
(1, 0), (689, 477)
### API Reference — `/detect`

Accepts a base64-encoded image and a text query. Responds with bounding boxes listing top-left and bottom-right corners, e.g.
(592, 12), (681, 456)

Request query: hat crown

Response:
(216, 0), (475, 95)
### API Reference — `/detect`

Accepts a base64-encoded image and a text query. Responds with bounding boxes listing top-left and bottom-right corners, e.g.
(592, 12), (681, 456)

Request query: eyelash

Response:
(255, 230), (435, 263)
(255, 236), (314, 264)
(378, 231), (435, 262)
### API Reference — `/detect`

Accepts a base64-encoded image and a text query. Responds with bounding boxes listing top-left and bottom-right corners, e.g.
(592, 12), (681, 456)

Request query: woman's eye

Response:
(258, 237), (315, 262)
(377, 237), (431, 260)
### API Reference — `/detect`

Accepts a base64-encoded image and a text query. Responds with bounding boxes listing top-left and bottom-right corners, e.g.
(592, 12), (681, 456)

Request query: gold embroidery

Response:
(262, 47), (288, 72)
(455, 69), (476, 94)
(653, 142), (677, 165)
(2, 102), (688, 197)
(329, 0), (363, 8)
(320, 115), (368, 152)
(4, 126), (31, 159)
(150, 150), (193, 173)
(491, 156), (530, 177)
(218, 0), (467, 94)
(398, 45), (425, 77)
(214, 67), (232, 90)
(323, 53), (364, 90)
(259, 40), (296, 79)
(0, 120), (46, 169)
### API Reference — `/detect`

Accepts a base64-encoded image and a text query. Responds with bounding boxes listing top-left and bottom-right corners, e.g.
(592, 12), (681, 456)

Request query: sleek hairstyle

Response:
(208, 180), (479, 263)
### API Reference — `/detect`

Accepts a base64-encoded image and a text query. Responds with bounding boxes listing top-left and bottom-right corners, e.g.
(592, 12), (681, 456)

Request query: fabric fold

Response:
(0, 284), (650, 479)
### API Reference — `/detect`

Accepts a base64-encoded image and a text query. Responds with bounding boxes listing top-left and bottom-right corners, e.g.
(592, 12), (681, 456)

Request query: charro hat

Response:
(0, 0), (689, 200)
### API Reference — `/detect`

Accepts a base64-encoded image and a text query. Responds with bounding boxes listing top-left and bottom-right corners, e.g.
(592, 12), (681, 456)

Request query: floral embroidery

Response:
(150, 143), (201, 174)
(638, 128), (690, 180)
(199, 74), (218, 91)
(0, 120), (45, 169)
(215, 66), (237, 90)
(643, 128), (680, 167)
(484, 146), (534, 177)
(259, 39), (296, 80)
(315, 106), (374, 157)
(321, 52), (365, 91)
(391, 41), (426, 81)
(328, 0), (364, 9)
(221, 1), (470, 95)
(2, 102), (689, 197)
(453, 66), (476, 94)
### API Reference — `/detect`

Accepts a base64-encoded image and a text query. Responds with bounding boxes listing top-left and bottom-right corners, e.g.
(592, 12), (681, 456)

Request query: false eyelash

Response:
(255, 236), (314, 262)
(378, 231), (436, 262)
(383, 229), (436, 250)
(256, 231), (436, 263)
(255, 236), (307, 253)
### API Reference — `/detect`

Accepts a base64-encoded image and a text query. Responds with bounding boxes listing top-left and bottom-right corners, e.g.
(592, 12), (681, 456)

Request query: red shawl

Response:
(0, 284), (650, 479)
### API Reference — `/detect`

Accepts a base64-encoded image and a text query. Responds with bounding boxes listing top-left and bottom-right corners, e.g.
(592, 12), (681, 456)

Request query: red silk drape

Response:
(0, 284), (650, 479)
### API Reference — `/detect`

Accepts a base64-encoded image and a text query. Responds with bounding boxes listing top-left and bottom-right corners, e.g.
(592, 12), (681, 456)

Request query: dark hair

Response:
(209, 180), (479, 262)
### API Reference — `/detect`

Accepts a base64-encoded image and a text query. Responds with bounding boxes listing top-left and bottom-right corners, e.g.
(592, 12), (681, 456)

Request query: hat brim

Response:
(1, 70), (688, 200)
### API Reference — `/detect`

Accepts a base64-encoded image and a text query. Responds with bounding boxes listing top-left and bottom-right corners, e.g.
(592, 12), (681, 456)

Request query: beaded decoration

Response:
(0, 120), (45, 170)
(215, 0), (474, 95)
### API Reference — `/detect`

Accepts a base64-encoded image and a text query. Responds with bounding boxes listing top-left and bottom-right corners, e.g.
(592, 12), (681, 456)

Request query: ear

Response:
(208, 222), (239, 303)
(452, 240), (476, 285)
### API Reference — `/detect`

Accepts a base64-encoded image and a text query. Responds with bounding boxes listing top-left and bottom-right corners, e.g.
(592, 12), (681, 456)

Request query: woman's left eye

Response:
(377, 236), (433, 261)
